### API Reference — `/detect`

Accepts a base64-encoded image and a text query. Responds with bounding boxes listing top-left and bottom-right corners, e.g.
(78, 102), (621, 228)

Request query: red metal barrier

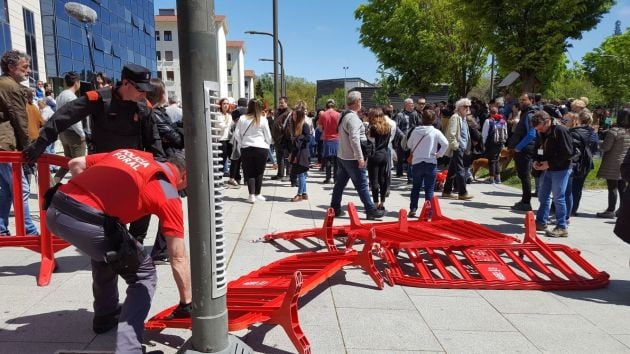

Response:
(0, 151), (71, 286)
(264, 197), (518, 250)
(375, 211), (609, 290)
(146, 237), (384, 354)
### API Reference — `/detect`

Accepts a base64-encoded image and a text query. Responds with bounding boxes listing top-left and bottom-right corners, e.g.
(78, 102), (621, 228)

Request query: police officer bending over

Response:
(44, 149), (189, 353)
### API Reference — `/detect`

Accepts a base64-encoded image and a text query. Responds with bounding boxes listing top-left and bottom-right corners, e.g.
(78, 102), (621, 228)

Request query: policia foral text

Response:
(23, 64), (192, 353)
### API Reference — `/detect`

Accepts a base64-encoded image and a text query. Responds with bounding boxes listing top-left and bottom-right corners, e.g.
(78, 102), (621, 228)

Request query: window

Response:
(157, 71), (162, 79)
(164, 50), (173, 61)
(0, 0), (11, 55)
(155, 30), (160, 41)
(227, 69), (232, 77)
(164, 30), (172, 41)
(227, 83), (233, 92)
(22, 8), (39, 81)
(156, 51), (161, 60)
(168, 91), (176, 98)
(166, 70), (174, 81)
(226, 53), (232, 61)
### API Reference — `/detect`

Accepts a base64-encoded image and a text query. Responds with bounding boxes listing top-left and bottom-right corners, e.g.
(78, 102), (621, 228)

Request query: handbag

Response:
(407, 133), (427, 165)
(230, 120), (252, 160)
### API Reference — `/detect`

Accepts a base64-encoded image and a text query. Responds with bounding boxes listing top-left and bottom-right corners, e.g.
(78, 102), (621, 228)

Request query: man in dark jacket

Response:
(0, 50), (37, 236)
(271, 96), (292, 181)
(532, 111), (574, 238)
(614, 146), (630, 243)
(509, 93), (538, 211)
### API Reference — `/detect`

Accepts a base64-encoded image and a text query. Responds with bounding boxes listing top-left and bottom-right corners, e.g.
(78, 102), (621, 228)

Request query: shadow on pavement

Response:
(481, 190), (522, 197)
(285, 208), (328, 220)
(0, 255), (89, 277)
(451, 201), (511, 210)
(264, 238), (327, 254)
(552, 279), (630, 306)
(144, 331), (185, 352)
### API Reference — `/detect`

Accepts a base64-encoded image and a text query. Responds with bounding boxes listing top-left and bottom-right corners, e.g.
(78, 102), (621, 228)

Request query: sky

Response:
(154, 0), (630, 84)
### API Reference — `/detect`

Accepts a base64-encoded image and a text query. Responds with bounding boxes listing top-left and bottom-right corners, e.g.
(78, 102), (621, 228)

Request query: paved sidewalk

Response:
(1, 166), (629, 354)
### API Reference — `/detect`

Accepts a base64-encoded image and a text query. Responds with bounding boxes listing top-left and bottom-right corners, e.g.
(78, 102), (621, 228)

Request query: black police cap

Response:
(121, 64), (152, 92)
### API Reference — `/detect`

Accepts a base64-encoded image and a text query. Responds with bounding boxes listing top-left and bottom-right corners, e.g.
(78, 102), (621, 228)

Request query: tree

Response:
(355, 0), (487, 97)
(254, 74), (316, 110)
(544, 63), (605, 107)
(316, 88), (346, 110)
(583, 27), (630, 108)
(461, 0), (615, 92)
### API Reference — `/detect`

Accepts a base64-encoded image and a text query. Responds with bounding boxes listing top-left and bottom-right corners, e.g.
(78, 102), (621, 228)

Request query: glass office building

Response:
(0, 0), (10, 55)
(40, 0), (156, 82)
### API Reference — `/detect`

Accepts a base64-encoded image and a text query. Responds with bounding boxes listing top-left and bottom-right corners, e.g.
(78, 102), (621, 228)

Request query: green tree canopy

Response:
(316, 88), (346, 110)
(254, 74), (316, 110)
(583, 27), (630, 106)
(355, 0), (487, 98)
(461, 0), (615, 92)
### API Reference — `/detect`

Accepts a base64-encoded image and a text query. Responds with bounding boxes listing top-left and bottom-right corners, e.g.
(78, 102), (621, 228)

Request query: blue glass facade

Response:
(40, 0), (156, 81)
(0, 0), (11, 55)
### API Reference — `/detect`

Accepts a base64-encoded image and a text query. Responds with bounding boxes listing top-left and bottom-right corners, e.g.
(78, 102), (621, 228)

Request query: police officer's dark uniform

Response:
(45, 149), (185, 354)
(23, 65), (164, 344)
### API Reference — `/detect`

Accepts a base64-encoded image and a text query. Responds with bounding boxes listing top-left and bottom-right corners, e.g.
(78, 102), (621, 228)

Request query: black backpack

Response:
(570, 128), (593, 178)
(338, 110), (375, 159)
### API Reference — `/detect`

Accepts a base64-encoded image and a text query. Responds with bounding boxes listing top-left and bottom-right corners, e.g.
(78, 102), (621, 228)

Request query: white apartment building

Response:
(3, 0), (47, 84)
(155, 9), (253, 101)
(244, 69), (255, 100)
(226, 40), (245, 99)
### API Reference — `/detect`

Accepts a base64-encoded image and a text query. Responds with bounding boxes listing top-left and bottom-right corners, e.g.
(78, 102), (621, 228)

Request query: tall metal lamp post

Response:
(64, 2), (97, 85)
(244, 30), (285, 97)
(343, 66), (349, 103)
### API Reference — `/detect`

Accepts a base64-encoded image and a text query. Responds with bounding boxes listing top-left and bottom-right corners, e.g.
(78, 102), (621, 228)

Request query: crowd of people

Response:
(219, 90), (629, 237)
(1, 47), (629, 353)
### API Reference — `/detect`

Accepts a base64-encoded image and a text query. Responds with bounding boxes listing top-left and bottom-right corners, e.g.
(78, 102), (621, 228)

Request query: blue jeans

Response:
(330, 158), (376, 213)
(0, 163), (39, 235)
(268, 144), (277, 164)
(410, 162), (437, 211)
(297, 172), (307, 195)
(536, 169), (572, 229)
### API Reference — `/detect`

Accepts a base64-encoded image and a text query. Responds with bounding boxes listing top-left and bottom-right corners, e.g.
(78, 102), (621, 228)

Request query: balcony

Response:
(165, 80), (176, 86)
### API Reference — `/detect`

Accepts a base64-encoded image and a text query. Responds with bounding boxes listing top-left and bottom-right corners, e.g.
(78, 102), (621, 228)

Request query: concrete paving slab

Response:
(433, 330), (540, 353)
(505, 313), (629, 352)
(336, 307), (443, 351)
(478, 290), (575, 315)
(409, 295), (516, 332)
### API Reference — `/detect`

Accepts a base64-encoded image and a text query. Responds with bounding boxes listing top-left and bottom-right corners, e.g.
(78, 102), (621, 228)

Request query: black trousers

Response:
(229, 157), (241, 182)
(606, 179), (627, 211)
(242, 146), (269, 195)
(325, 155), (337, 181)
(275, 145), (289, 177)
(443, 149), (467, 195)
(367, 155), (389, 203)
(515, 147), (534, 204)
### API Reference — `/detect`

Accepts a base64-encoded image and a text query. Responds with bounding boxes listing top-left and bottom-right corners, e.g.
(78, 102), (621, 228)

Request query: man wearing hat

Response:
(23, 64), (193, 340)
(318, 98), (340, 183)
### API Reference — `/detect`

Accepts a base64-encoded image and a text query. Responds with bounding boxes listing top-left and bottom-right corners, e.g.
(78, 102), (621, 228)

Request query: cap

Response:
(121, 64), (152, 92)
(326, 98), (335, 106)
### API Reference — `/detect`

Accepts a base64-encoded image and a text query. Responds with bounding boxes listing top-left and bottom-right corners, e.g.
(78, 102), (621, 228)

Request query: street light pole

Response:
(244, 29), (285, 98)
(343, 66), (349, 103)
(64, 2), (97, 86)
(259, 58), (283, 89)
(176, 0), (251, 352)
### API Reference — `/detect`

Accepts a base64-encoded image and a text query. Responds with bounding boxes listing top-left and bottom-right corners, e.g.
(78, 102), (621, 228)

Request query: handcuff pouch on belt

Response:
(103, 216), (146, 276)
(42, 183), (62, 210)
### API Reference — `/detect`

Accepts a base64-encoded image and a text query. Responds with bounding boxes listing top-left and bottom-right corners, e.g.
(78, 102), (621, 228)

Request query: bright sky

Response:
(154, 0), (630, 84)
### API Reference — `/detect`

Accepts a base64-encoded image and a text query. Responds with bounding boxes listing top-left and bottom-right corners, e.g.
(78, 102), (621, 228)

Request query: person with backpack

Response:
(407, 109), (448, 217)
(482, 109), (508, 184)
(569, 111), (596, 216)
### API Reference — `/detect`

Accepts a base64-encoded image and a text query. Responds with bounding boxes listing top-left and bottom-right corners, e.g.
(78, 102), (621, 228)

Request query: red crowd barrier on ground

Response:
(0, 152), (71, 286)
(263, 197), (518, 250)
(146, 237), (384, 354)
(376, 211), (609, 290)
(263, 197), (609, 291)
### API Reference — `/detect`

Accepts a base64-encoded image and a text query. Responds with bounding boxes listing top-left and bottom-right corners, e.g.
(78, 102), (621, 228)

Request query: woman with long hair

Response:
(289, 106), (311, 201)
(234, 99), (273, 202)
(367, 108), (392, 210)
(217, 98), (232, 175)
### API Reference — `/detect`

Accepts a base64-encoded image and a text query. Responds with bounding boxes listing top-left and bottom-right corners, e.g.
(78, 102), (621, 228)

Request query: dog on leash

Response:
(471, 148), (515, 180)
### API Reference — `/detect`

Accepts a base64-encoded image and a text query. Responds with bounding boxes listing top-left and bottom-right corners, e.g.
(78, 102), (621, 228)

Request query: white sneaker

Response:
(255, 194), (266, 202)
(248, 195), (256, 203)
